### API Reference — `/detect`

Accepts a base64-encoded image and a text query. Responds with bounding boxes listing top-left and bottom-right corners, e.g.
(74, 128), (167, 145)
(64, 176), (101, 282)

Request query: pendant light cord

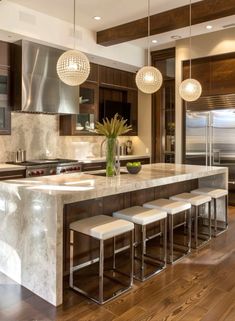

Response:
(73, 0), (76, 49)
(189, 0), (192, 78)
(147, 0), (150, 66)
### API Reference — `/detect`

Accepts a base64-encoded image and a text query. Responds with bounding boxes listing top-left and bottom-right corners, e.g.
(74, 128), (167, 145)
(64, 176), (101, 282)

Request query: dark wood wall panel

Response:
(183, 52), (235, 97)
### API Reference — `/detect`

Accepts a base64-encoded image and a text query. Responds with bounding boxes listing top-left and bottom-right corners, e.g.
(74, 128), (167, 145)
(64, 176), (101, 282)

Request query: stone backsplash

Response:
(0, 113), (139, 162)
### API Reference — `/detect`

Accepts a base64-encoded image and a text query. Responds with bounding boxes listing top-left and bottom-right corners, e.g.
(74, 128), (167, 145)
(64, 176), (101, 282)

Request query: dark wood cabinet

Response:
(99, 65), (136, 89)
(60, 81), (99, 136)
(183, 52), (235, 98)
(60, 63), (138, 136)
(151, 48), (176, 163)
(0, 41), (11, 135)
(210, 55), (235, 95)
(0, 41), (10, 68)
(183, 58), (211, 97)
(87, 62), (98, 83)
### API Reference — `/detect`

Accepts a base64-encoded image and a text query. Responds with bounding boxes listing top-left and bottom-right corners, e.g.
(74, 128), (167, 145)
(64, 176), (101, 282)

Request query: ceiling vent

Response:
(19, 11), (36, 25)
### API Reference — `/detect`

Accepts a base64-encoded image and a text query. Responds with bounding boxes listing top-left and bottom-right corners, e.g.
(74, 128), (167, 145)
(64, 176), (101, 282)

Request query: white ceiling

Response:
(8, 0), (201, 31)
(5, 0), (235, 51)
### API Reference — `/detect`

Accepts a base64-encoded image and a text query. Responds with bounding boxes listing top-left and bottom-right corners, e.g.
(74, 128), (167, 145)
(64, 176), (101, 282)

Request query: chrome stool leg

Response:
(208, 201), (212, 239)
(214, 198), (218, 236)
(69, 230), (74, 289)
(113, 237), (116, 270)
(130, 230), (134, 287)
(225, 195), (228, 229)
(188, 209), (192, 252)
(141, 225), (146, 281)
(194, 206), (199, 249)
(169, 214), (174, 264)
(99, 240), (104, 304)
(163, 217), (167, 266)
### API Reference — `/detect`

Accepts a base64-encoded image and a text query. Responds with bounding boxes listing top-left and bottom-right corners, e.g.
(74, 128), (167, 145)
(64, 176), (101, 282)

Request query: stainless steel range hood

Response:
(11, 40), (80, 114)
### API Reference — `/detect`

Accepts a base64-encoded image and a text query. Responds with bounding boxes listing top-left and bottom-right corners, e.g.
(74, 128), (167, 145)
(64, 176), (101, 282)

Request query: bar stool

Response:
(170, 193), (212, 249)
(113, 206), (167, 281)
(69, 215), (134, 304)
(143, 199), (191, 264)
(191, 187), (228, 236)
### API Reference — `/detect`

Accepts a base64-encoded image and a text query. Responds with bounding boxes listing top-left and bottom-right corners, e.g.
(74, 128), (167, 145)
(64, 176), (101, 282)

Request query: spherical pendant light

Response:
(57, 0), (90, 86)
(136, 66), (163, 94)
(179, 0), (202, 102)
(135, 0), (163, 94)
(179, 78), (202, 102)
(57, 50), (90, 86)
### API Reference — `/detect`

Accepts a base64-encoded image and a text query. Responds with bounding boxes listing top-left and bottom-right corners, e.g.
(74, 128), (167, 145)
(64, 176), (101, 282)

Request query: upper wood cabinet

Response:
(0, 41), (10, 68)
(60, 63), (138, 136)
(151, 48), (176, 164)
(183, 58), (211, 97)
(99, 65), (136, 89)
(210, 55), (235, 95)
(0, 41), (11, 135)
(183, 52), (235, 97)
(87, 62), (98, 83)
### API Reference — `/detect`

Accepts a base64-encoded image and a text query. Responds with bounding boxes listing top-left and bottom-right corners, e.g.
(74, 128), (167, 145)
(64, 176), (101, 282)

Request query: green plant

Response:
(95, 113), (132, 138)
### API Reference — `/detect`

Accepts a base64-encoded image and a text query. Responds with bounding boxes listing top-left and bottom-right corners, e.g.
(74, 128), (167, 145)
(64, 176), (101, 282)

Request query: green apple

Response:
(132, 162), (141, 167)
(126, 162), (133, 167)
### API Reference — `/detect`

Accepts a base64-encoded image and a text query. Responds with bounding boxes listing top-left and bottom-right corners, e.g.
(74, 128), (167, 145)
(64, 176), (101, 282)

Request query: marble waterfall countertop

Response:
(0, 163), (228, 202)
(0, 163), (228, 306)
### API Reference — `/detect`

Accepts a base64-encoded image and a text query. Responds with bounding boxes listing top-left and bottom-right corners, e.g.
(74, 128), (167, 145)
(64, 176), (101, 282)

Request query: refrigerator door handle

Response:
(209, 114), (212, 167)
(205, 123), (208, 167)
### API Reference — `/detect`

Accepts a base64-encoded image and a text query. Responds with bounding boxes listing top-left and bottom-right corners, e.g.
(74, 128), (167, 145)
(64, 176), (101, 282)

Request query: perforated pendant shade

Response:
(136, 66), (163, 94)
(179, 78), (202, 102)
(57, 50), (90, 86)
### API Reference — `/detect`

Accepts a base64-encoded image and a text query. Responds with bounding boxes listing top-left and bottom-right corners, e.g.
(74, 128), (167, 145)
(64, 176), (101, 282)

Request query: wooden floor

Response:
(1, 208), (235, 321)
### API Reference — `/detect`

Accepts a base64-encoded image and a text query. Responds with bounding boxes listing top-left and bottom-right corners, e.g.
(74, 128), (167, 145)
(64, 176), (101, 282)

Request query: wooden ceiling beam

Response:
(97, 0), (235, 46)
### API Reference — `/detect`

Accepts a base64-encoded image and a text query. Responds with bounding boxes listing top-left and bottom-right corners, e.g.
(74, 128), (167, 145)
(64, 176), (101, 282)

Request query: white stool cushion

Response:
(191, 187), (228, 199)
(70, 215), (134, 240)
(113, 206), (167, 225)
(143, 198), (191, 215)
(170, 193), (211, 206)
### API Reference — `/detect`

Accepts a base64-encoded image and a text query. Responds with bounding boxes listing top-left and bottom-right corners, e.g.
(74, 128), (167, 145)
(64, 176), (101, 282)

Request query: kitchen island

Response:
(0, 164), (228, 306)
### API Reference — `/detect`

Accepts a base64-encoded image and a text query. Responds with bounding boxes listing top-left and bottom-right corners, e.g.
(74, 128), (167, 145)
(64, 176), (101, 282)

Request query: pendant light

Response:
(179, 0), (202, 102)
(135, 0), (163, 94)
(57, 0), (90, 86)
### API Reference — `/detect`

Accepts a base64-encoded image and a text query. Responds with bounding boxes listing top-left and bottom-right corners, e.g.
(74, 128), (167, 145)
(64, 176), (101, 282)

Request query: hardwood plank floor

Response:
(1, 207), (235, 321)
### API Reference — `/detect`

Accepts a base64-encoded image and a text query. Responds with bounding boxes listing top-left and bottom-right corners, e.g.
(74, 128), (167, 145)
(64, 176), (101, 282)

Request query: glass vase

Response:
(106, 137), (117, 177)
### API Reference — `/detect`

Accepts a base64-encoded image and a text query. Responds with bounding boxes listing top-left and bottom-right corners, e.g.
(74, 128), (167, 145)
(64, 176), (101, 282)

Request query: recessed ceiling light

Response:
(206, 25), (213, 30)
(93, 16), (101, 21)
(171, 35), (182, 40)
(152, 39), (158, 44)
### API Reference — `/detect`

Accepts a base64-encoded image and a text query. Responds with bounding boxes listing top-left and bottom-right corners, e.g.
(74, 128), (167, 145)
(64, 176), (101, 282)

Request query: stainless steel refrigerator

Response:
(185, 109), (235, 167)
(185, 109), (235, 203)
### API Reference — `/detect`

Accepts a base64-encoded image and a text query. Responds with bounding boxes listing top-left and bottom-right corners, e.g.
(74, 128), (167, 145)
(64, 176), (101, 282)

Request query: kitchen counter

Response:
(0, 163), (26, 171)
(0, 163), (228, 306)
